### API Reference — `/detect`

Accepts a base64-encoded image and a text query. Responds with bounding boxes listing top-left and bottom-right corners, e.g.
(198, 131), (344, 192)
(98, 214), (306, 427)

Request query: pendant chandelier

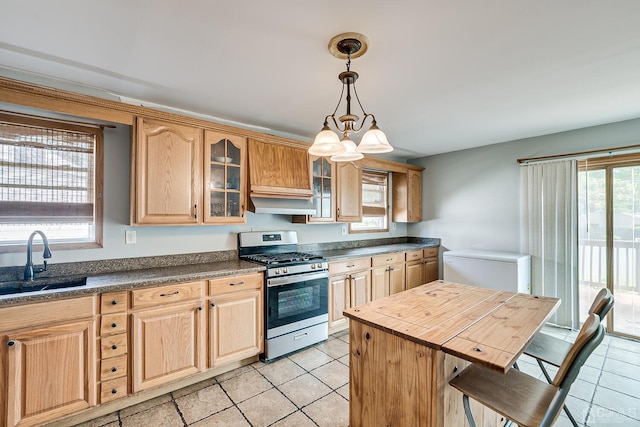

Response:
(308, 32), (393, 162)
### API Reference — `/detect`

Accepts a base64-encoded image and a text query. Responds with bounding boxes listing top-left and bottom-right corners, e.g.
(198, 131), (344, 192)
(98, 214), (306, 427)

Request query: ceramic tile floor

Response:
(74, 326), (639, 427)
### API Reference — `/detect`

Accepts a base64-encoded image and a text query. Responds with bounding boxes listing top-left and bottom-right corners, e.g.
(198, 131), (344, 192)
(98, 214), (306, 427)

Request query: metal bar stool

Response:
(517, 288), (613, 426)
(449, 313), (605, 427)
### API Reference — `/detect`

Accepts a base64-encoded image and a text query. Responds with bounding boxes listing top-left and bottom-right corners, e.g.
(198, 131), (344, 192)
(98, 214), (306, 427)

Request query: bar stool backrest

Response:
(588, 288), (614, 320)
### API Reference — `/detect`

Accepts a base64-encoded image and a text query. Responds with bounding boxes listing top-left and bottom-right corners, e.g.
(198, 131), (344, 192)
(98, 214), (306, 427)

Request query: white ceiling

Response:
(2, 1), (640, 159)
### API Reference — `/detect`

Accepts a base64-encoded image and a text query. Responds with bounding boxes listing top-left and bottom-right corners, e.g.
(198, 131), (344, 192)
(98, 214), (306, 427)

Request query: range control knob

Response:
(316, 263), (323, 269)
(283, 267), (288, 273)
(311, 264), (316, 269)
(275, 269), (281, 275)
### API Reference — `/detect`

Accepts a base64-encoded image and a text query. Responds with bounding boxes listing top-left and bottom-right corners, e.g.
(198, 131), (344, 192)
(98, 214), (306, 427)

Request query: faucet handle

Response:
(42, 260), (48, 272)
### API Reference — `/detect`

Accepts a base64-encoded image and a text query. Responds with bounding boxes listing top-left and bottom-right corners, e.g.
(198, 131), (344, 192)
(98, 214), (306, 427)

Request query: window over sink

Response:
(0, 112), (103, 251)
(350, 169), (389, 233)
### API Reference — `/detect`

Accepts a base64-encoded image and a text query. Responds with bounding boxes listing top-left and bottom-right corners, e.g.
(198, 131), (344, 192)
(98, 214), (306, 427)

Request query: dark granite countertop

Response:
(0, 260), (264, 306)
(0, 238), (440, 306)
(315, 242), (439, 261)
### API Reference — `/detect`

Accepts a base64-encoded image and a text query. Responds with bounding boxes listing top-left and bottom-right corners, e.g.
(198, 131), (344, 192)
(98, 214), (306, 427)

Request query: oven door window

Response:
(267, 277), (328, 330)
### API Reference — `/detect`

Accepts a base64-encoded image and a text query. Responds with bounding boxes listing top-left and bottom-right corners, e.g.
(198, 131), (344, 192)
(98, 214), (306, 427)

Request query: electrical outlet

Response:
(392, 222), (397, 230)
(125, 230), (136, 244)
(341, 225), (347, 235)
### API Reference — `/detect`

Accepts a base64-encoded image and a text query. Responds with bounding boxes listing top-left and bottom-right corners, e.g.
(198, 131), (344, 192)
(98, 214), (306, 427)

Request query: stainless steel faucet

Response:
(24, 230), (52, 281)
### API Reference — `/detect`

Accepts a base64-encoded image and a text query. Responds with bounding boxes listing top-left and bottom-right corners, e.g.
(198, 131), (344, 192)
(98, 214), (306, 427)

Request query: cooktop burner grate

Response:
(242, 251), (324, 265)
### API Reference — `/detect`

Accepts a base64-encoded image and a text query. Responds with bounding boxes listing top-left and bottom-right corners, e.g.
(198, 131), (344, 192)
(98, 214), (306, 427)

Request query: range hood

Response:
(247, 138), (316, 215)
(250, 196), (316, 215)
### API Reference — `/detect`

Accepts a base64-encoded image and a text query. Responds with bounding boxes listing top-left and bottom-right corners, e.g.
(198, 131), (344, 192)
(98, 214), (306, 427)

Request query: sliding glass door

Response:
(578, 155), (640, 338)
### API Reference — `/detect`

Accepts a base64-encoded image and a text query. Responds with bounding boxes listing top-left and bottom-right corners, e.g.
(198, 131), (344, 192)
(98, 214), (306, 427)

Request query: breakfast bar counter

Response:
(343, 280), (560, 426)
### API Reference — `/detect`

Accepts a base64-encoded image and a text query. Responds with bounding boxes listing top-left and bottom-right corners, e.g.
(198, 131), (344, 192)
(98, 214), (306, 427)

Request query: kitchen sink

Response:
(0, 276), (87, 296)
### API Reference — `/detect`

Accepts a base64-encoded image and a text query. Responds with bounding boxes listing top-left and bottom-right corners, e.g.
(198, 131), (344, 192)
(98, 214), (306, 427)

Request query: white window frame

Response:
(350, 169), (389, 233)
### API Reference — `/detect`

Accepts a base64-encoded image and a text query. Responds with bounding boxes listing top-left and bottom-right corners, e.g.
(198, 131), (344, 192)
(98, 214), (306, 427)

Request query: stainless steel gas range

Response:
(238, 230), (328, 361)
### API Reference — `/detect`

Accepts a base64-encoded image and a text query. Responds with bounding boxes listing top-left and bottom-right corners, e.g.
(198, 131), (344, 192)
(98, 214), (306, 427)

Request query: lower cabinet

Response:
(328, 258), (371, 331)
(406, 250), (425, 290)
(371, 252), (405, 300)
(131, 281), (206, 392)
(208, 273), (263, 367)
(424, 247), (439, 284)
(0, 296), (96, 427)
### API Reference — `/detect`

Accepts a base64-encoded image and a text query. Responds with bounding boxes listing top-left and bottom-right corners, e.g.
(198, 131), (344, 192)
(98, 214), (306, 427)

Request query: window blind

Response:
(0, 120), (96, 224)
(361, 170), (387, 217)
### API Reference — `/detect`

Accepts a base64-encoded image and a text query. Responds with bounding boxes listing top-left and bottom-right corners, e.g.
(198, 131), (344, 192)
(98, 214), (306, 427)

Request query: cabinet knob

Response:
(111, 300), (118, 305)
(111, 388), (118, 394)
(111, 344), (118, 350)
(111, 367), (118, 373)
(7, 340), (15, 347)
(111, 323), (117, 328)
(210, 302), (216, 308)
(198, 306), (203, 311)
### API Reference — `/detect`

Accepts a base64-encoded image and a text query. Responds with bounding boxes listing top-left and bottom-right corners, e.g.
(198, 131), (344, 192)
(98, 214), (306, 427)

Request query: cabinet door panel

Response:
(209, 289), (262, 367)
(329, 276), (350, 329)
(371, 266), (389, 301)
(336, 161), (362, 222)
(4, 319), (96, 427)
(350, 271), (371, 307)
(425, 258), (439, 284)
(132, 302), (205, 392)
(406, 260), (424, 290)
(135, 117), (202, 224)
(389, 263), (406, 295)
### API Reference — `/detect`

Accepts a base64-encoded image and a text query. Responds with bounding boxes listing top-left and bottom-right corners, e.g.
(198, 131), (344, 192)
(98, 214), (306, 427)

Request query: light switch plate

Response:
(125, 230), (136, 244)
(341, 225), (347, 235)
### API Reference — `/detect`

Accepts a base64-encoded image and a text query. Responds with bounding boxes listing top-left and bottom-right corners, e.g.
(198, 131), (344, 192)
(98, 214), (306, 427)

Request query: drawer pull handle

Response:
(294, 332), (308, 340)
(111, 323), (117, 328)
(7, 340), (15, 347)
(160, 291), (180, 297)
(111, 388), (118, 395)
(386, 258), (393, 261)
(111, 344), (118, 350)
(230, 281), (245, 286)
(111, 367), (118, 373)
(347, 264), (355, 268)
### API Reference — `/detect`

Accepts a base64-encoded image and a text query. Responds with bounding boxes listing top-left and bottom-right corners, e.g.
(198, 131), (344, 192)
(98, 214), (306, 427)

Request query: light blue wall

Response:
(408, 117), (640, 254)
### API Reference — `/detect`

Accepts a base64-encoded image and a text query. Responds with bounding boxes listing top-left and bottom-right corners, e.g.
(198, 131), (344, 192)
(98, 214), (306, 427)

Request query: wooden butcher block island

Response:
(343, 280), (560, 427)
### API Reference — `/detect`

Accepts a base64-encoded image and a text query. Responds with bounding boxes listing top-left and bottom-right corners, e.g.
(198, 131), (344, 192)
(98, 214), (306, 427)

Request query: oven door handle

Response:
(267, 271), (329, 287)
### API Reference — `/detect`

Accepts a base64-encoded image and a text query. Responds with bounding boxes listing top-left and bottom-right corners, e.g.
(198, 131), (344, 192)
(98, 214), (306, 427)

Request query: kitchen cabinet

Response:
(392, 169), (422, 222)
(204, 130), (247, 223)
(336, 160), (363, 222)
(98, 291), (129, 404)
(0, 296), (96, 427)
(293, 156), (336, 223)
(328, 258), (371, 332)
(208, 273), (263, 367)
(371, 252), (405, 299)
(133, 117), (203, 225)
(131, 281), (206, 392)
(424, 247), (439, 284)
(405, 249), (425, 290)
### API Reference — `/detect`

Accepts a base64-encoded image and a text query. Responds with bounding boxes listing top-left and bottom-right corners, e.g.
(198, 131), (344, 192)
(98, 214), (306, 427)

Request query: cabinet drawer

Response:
(100, 313), (127, 336)
(405, 250), (424, 261)
(100, 354), (128, 381)
(424, 247), (438, 258)
(100, 377), (128, 403)
(132, 281), (203, 308)
(100, 333), (128, 359)
(329, 257), (371, 275)
(101, 291), (128, 314)
(209, 273), (262, 297)
(372, 252), (404, 267)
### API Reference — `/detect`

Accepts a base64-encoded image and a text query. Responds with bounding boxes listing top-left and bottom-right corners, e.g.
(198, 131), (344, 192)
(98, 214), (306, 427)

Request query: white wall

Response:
(0, 116), (408, 268)
(408, 117), (640, 253)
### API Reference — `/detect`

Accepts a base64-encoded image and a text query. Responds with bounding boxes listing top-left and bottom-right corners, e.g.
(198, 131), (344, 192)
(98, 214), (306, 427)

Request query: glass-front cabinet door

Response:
(309, 156), (336, 223)
(203, 131), (246, 223)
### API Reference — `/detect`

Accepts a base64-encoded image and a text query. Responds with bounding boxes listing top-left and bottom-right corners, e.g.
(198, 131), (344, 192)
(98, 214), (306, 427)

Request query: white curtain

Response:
(520, 160), (579, 328)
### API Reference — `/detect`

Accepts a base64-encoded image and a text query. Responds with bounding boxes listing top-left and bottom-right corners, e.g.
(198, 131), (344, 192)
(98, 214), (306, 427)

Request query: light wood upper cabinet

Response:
(133, 117), (202, 225)
(208, 273), (263, 367)
(293, 156), (336, 223)
(247, 139), (312, 198)
(204, 131), (247, 223)
(336, 160), (362, 222)
(392, 169), (422, 223)
(1, 296), (97, 427)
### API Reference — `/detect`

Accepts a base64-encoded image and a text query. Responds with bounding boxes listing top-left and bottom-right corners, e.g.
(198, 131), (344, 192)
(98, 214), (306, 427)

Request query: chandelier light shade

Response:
(308, 32), (393, 162)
